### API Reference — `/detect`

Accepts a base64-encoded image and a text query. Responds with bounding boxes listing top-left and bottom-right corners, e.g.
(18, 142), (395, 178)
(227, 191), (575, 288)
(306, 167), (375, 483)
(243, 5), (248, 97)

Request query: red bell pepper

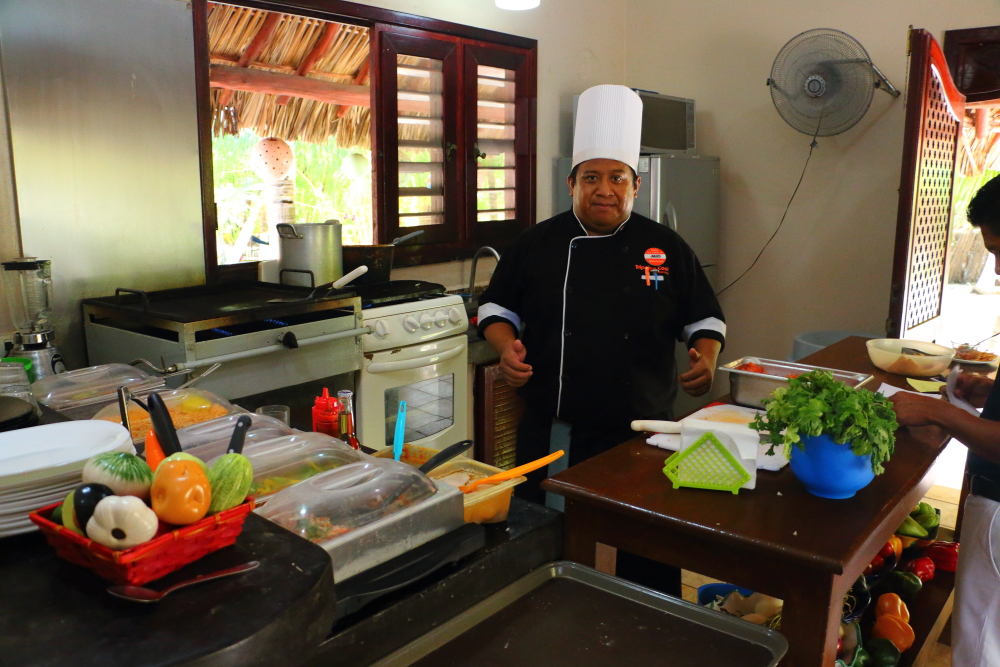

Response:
(924, 542), (960, 572)
(878, 540), (895, 558)
(864, 554), (886, 576)
(903, 556), (935, 582)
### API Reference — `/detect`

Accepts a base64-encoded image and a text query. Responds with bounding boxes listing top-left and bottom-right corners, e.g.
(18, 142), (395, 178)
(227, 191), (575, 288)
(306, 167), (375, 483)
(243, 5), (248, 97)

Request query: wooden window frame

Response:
(193, 0), (537, 282)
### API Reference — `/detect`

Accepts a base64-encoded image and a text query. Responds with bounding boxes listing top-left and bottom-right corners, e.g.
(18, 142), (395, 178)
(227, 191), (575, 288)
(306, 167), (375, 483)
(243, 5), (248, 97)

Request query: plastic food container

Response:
(719, 357), (873, 408)
(258, 459), (439, 545)
(371, 445), (519, 523)
(427, 459), (525, 524)
(865, 338), (954, 377)
(31, 363), (165, 420)
(210, 432), (367, 501)
(91, 388), (236, 443)
(179, 413), (294, 461)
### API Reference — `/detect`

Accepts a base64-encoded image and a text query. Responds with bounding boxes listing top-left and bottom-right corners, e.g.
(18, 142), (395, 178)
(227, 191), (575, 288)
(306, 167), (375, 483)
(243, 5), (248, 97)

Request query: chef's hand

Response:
(890, 392), (942, 428)
(679, 347), (713, 397)
(500, 339), (533, 387)
(952, 372), (994, 408)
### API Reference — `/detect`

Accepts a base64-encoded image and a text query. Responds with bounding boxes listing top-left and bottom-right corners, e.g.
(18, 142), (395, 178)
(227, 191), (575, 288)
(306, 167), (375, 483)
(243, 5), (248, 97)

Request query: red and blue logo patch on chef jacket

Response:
(635, 247), (668, 288)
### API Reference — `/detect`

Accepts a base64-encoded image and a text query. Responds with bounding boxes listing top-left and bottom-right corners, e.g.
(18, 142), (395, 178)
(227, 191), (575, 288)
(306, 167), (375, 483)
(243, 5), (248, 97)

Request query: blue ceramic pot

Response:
(789, 433), (875, 499)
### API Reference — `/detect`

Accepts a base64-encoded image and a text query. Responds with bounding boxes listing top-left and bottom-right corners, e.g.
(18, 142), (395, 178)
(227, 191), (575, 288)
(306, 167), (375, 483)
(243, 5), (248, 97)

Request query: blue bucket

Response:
(696, 582), (755, 607)
(789, 433), (875, 499)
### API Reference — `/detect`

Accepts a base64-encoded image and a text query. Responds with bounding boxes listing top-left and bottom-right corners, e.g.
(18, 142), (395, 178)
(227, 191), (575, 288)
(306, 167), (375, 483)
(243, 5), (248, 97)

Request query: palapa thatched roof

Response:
(959, 105), (1000, 176)
(208, 3), (370, 148)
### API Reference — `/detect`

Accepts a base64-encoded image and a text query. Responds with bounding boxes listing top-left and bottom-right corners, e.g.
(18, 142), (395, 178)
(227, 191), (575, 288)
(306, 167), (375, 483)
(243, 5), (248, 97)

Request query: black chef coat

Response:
(970, 377), (1000, 484)
(477, 209), (726, 428)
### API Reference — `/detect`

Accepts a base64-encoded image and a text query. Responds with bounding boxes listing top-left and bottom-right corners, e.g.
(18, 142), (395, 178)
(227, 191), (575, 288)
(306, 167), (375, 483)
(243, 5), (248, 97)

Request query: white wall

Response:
(624, 0), (999, 364)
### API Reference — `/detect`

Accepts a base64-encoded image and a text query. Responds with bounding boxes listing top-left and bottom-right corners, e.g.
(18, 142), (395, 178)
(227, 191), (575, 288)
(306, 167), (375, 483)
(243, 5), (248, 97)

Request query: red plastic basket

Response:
(28, 498), (254, 585)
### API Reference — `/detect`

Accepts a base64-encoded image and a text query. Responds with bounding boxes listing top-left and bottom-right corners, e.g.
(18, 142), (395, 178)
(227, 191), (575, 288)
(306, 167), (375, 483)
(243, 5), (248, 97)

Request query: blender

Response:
(2, 258), (65, 379)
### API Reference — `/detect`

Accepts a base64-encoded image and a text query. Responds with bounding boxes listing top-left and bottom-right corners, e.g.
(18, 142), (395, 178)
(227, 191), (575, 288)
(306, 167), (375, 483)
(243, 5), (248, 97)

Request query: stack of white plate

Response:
(0, 421), (133, 537)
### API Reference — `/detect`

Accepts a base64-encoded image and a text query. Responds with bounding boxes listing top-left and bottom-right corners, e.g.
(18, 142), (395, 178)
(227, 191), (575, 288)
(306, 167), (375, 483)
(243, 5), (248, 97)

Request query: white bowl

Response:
(865, 339), (954, 377)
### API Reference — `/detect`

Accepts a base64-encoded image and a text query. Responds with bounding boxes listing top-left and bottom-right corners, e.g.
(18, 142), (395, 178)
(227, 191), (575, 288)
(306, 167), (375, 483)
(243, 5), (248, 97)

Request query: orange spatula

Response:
(459, 450), (565, 493)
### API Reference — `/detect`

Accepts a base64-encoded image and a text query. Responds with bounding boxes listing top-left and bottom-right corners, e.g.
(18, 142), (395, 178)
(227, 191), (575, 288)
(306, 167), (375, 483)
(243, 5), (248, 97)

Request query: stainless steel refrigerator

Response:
(554, 152), (722, 416)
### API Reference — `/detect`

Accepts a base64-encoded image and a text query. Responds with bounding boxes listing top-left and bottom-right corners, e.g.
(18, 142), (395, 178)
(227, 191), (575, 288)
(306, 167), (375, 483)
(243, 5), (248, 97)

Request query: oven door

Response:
(357, 335), (469, 452)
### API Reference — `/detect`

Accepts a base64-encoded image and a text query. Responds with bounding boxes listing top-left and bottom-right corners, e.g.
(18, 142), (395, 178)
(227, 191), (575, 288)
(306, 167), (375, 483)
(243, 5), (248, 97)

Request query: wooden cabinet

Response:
(473, 362), (523, 470)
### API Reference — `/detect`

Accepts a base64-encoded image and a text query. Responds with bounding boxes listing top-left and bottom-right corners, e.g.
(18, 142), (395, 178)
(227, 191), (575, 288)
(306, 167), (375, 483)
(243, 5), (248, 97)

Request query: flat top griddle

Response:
(81, 280), (446, 324)
(377, 563), (786, 667)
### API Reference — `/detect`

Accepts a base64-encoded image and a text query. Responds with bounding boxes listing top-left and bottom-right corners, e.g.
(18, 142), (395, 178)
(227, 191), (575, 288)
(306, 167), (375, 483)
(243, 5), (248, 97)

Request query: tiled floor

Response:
(680, 483), (963, 664)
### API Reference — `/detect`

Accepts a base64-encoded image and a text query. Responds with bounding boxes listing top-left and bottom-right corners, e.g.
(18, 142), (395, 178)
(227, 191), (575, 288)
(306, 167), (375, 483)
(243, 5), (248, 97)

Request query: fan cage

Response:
(769, 28), (877, 137)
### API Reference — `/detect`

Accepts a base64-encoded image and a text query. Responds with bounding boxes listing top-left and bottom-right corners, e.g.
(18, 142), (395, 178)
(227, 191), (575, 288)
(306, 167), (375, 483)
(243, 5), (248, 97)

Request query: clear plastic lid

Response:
(180, 413), (294, 460)
(91, 387), (236, 442)
(258, 458), (437, 544)
(31, 363), (165, 410)
(206, 432), (366, 500)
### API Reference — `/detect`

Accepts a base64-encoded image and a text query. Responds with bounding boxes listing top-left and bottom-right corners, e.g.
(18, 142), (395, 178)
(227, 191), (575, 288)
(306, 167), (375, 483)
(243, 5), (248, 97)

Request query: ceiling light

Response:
(496, 0), (539, 9)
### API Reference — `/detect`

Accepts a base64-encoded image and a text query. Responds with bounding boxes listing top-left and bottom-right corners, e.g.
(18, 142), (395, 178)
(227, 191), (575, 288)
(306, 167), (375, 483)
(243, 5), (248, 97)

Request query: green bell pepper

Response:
(896, 515), (929, 538)
(852, 647), (873, 667)
(913, 510), (940, 530)
(865, 638), (900, 666)
(885, 570), (923, 602)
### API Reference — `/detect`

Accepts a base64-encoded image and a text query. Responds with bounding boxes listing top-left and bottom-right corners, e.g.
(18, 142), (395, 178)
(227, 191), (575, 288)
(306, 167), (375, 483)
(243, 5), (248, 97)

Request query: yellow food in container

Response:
(373, 445), (526, 523)
(92, 388), (235, 443)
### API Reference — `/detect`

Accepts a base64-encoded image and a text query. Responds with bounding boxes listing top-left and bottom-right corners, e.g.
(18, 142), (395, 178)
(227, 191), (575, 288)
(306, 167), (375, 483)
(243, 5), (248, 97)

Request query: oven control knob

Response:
(434, 310), (448, 327)
(402, 315), (419, 333)
(419, 312), (434, 330)
(373, 319), (389, 339)
(448, 306), (464, 324)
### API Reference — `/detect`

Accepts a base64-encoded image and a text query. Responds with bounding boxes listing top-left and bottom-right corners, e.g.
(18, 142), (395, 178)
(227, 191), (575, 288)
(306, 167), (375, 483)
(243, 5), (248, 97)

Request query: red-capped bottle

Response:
(312, 388), (341, 437)
(337, 389), (361, 450)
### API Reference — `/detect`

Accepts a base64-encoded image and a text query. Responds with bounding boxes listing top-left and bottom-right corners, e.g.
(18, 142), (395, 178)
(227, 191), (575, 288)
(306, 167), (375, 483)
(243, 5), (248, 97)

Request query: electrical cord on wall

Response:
(715, 131), (820, 297)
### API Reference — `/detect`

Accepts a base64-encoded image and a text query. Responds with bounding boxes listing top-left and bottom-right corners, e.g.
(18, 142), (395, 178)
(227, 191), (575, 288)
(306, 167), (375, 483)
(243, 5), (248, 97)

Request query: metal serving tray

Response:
(323, 480), (465, 582)
(719, 357), (873, 408)
(371, 561), (787, 667)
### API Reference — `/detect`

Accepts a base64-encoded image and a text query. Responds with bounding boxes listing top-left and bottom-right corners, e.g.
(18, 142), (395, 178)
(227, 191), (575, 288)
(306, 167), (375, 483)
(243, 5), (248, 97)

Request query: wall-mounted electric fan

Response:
(768, 28), (900, 137)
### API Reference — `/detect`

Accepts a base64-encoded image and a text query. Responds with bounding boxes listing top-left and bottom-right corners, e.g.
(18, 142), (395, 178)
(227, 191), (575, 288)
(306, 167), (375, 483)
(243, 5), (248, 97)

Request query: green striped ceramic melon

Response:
(208, 453), (253, 513)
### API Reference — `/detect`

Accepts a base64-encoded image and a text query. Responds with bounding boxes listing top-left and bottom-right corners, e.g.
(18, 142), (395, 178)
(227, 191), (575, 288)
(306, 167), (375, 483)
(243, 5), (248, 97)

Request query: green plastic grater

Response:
(662, 431), (752, 494)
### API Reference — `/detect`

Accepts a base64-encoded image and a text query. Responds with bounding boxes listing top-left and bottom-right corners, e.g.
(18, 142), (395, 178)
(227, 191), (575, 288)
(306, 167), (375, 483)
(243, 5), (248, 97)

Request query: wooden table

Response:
(541, 337), (951, 667)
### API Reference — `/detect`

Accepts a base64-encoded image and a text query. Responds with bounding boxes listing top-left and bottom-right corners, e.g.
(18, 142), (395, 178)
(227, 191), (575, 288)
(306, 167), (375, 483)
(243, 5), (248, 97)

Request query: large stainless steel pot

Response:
(276, 221), (343, 288)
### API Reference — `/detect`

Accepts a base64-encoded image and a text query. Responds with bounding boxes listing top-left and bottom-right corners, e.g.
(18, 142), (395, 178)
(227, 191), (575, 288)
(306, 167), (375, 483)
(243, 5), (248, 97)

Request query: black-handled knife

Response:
(147, 393), (182, 456)
(227, 415), (252, 454)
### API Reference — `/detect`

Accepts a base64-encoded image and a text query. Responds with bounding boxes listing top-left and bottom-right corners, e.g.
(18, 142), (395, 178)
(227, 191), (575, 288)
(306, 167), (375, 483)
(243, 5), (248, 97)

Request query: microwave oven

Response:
(572, 89), (695, 153)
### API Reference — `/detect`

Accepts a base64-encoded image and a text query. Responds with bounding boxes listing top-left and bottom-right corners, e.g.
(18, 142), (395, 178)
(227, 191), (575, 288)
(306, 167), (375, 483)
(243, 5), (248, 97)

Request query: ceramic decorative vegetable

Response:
(207, 453), (253, 513)
(871, 614), (915, 652)
(923, 542), (959, 572)
(144, 429), (166, 471)
(82, 452), (153, 498)
(85, 495), (159, 550)
(60, 489), (85, 536)
(73, 483), (116, 535)
(865, 637), (901, 666)
(150, 460), (212, 525)
(903, 556), (935, 582)
(157, 452), (209, 477)
(875, 593), (909, 623)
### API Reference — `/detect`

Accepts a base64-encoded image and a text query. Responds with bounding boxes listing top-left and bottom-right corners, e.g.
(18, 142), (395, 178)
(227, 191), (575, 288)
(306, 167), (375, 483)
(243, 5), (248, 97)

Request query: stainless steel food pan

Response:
(719, 357), (874, 408)
(371, 561), (787, 667)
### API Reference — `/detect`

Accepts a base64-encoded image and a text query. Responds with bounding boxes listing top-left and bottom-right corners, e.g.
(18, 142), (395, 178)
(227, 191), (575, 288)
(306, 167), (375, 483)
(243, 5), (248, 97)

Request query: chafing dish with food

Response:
(719, 357), (873, 408)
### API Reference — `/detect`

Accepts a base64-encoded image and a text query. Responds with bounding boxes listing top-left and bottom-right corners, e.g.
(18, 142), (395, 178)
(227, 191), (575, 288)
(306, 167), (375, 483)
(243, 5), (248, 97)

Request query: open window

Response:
(193, 1), (536, 282)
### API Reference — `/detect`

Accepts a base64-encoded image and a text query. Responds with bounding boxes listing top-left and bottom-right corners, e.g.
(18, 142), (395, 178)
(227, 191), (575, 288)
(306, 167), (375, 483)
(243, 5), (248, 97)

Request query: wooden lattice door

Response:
(887, 29), (967, 338)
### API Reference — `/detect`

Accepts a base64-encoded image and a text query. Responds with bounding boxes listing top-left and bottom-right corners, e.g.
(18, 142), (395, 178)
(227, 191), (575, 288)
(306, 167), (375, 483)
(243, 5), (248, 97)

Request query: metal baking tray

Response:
(323, 480), (465, 582)
(371, 561), (787, 667)
(719, 357), (873, 408)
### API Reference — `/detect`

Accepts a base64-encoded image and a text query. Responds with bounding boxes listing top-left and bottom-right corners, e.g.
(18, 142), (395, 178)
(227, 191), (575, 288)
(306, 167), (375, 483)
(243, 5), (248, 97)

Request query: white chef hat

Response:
(572, 85), (643, 172)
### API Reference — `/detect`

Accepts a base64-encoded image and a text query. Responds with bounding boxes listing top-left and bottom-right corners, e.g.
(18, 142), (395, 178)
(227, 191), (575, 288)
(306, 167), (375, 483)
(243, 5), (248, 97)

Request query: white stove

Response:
(356, 294), (471, 452)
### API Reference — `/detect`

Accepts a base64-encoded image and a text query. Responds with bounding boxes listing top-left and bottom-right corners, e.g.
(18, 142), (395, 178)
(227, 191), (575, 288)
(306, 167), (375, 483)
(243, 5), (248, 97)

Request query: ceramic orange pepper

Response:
(150, 460), (211, 525)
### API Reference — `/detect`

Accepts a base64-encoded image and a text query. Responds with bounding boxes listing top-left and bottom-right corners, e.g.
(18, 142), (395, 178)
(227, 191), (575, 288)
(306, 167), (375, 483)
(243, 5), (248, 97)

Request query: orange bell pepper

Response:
(887, 535), (903, 560)
(872, 613), (915, 652)
(875, 592), (910, 623)
(150, 459), (211, 525)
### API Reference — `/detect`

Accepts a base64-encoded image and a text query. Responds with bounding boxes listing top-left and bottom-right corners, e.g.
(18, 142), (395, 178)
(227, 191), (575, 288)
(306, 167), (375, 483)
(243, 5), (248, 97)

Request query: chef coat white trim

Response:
(683, 317), (727, 346)
(556, 212), (630, 417)
(477, 302), (521, 331)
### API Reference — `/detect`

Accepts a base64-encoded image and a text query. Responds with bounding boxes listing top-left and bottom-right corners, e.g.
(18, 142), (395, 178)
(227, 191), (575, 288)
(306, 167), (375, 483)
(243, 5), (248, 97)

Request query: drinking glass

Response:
(255, 404), (290, 426)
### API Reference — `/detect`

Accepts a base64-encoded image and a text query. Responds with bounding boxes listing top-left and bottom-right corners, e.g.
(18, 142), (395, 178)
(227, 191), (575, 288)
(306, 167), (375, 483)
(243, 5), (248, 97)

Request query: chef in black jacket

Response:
(477, 85), (725, 595)
(891, 174), (1000, 666)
